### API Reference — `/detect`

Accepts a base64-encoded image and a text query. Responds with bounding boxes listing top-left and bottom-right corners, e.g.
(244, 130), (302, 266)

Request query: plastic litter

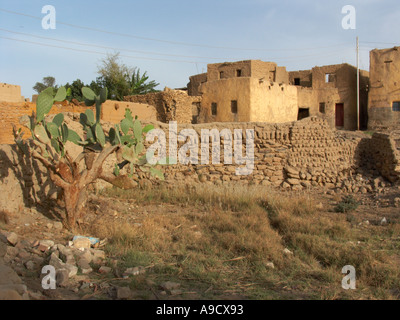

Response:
(72, 235), (100, 246)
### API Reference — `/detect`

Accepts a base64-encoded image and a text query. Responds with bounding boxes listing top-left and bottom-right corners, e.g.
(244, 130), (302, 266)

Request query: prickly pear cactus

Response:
(16, 85), (164, 180)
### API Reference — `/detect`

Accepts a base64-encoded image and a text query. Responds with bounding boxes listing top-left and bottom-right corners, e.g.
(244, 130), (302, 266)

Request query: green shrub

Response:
(335, 195), (359, 213)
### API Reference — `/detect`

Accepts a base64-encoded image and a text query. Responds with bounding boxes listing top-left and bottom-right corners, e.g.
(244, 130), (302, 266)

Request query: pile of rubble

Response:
(0, 229), (109, 300)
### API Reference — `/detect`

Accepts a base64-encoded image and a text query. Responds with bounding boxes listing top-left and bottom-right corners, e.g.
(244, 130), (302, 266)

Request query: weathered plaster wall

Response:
(0, 102), (94, 145)
(101, 100), (157, 123)
(290, 64), (368, 130)
(198, 77), (297, 124)
(249, 80), (298, 123)
(0, 84), (23, 103)
(198, 77), (251, 123)
(368, 47), (400, 130)
(187, 73), (207, 96)
(204, 60), (288, 83)
(124, 88), (201, 124)
(289, 70), (313, 87)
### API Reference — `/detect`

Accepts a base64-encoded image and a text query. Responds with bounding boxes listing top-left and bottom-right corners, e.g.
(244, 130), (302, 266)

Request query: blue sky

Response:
(0, 0), (399, 99)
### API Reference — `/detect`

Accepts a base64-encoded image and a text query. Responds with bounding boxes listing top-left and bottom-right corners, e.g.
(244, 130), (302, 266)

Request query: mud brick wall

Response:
(0, 83), (22, 103)
(0, 102), (93, 145)
(368, 132), (400, 183)
(124, 88), (201, 124)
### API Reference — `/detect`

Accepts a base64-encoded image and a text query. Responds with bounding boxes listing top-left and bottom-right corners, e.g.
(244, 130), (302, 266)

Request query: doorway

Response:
(298, 108), (310, 120)
(335, 103), (344, 127)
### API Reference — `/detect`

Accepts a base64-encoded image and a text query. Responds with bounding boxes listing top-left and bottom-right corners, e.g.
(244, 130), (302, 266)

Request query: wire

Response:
(0, 35), (209, 64)
(0, 33), (352, 66)
(360, 41), (399, 46)
(0, 27), (223, 60)
(0, 8), (352, 52)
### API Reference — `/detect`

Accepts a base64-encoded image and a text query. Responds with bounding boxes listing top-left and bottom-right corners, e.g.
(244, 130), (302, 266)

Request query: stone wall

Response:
(143, 117), (365, 190)
(1, 115), (395, 215)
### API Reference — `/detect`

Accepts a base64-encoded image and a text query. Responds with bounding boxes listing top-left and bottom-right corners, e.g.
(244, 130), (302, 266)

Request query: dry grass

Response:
(86, 183), (400, 300)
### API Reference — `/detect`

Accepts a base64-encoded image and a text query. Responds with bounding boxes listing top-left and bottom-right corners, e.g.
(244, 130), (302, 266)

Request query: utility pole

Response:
(356, 36), (360, 131)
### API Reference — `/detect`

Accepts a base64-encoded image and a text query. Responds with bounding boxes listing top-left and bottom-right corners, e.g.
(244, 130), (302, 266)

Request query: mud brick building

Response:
(289, 63), (369, 130)
(368, 46), (400, 130)
(0, 83), (24, 103)
(187, 60), (368, 130)
(188, 60), (298, 124)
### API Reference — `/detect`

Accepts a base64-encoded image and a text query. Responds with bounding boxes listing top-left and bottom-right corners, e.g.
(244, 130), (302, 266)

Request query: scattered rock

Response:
(123, 266), (145, 278)
(116, 287), (132, 300)
(24, 261), (36, 271)
(91, 249), (106, 264)
(170, 289), (183, 296)
(53, 222), (63, 230)
(266, 262), (275, 269)
(17, 250), (30, 261)
(5, 246), (19, 258)
(98, 266), (112, 274)
(283, 248), (293, 255)
(38, 240), (54, 252)
(380, 217), (387, 225)
(360, 220), (370, 226)
(0, 264), (23, 285)
(0, 289), (22, 300)
(77, 258), (93, 274)
(161, 281), (181, 291)
(80, 282), (91, 290)
(0, 284), (27, 296)
(6, 233), (18, 246)
(56, 270), (70, 287)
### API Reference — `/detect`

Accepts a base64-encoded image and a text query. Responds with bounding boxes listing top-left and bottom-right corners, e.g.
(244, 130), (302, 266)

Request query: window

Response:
(319, 102), (326, 114)
(325, 73), (336, 83)
(219, 71), (224, 79)
(294, 78), (300, 86)
(393, 101), (400, 111)
(231, 100), (238, 114)
(236, 69), (242, 77)
(211, 102), (217, 116)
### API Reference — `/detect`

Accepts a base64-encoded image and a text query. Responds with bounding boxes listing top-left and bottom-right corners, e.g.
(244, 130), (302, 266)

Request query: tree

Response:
(128, 68), (159, 95)
(13, 86), (165, 229)
(96, 53), (159, 100)
(64, 79), (86, 102)
(33, 76), (58, 94)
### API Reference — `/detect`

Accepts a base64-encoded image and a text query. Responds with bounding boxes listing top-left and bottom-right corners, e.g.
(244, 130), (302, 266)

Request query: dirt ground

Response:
(1, 180), (399, 300)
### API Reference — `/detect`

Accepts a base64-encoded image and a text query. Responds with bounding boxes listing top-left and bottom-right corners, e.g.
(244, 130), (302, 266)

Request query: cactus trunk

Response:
(63, 184), (86, 229)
